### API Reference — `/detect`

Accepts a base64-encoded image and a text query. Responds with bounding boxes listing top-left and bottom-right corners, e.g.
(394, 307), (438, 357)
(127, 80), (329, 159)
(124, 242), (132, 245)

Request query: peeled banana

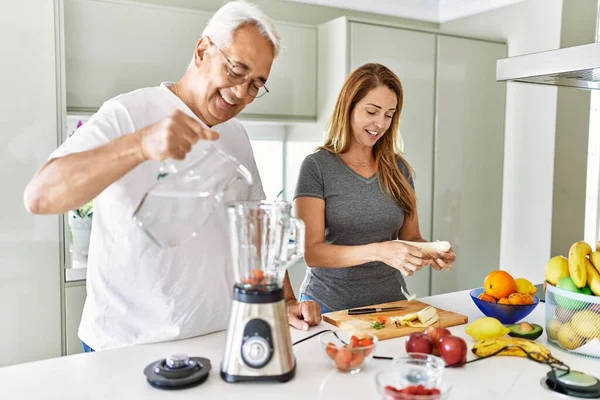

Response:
(568, 241), (591, 288)
(390, 306), (439, 328)
(472, 337), (554, 363)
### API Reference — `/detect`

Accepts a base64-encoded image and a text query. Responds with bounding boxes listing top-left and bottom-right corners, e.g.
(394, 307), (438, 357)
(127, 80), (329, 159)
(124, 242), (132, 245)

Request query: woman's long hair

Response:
(319, 63), (416, 219)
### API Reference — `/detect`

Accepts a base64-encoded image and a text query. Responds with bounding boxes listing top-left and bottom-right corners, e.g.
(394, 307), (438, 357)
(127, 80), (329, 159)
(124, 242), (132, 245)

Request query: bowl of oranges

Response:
(470, 270), (540, 324)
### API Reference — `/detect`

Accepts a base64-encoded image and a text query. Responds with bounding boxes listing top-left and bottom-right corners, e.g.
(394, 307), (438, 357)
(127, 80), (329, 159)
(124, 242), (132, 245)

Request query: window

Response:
(249, 140), (283, 200)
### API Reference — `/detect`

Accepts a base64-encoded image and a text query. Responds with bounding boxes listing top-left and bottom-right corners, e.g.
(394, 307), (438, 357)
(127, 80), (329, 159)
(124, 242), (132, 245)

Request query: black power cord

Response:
(292, 331), (574, 371)
(291, 331), (522, 365)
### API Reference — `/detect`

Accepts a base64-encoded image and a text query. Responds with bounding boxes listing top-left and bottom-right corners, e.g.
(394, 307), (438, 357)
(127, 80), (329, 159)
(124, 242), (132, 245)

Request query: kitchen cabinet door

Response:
(64, 0), (317, 119)
(0, 0), (62, 366)
(350, 23), (436, 297)
(242, 23), (317, 119)
(431, 36), (507, 295)
(65, 284), (87, 355)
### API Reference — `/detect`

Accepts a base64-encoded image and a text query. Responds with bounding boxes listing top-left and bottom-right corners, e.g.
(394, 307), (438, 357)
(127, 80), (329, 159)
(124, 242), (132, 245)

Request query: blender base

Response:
(220, 361), (296, 383)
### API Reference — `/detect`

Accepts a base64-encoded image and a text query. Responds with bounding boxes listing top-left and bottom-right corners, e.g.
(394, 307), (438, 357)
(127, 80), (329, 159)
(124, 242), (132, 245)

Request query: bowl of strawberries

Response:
(319, 330), (378, 374)
(375, 354), (452, 399)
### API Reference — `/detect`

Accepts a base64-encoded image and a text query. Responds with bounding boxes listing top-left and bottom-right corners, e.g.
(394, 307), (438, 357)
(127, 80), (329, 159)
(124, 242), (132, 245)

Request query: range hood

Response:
(496, 42), (600, 90)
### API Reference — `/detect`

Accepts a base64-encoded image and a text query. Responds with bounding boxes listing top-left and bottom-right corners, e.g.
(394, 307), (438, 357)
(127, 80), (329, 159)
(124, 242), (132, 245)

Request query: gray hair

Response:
(202, 0), (280, 58)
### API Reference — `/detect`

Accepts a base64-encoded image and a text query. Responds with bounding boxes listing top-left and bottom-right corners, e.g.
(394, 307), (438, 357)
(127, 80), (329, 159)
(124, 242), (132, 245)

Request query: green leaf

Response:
(370, 322), (385, 330)
(75, 201), (93, 218)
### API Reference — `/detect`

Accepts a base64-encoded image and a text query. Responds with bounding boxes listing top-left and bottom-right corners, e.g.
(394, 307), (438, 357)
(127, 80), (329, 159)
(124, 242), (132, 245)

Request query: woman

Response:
(294, 63), (456, 314)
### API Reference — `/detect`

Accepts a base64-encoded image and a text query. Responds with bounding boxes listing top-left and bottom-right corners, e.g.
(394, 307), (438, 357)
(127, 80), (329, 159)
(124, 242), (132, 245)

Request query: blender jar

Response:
(226, 201), (305, 290)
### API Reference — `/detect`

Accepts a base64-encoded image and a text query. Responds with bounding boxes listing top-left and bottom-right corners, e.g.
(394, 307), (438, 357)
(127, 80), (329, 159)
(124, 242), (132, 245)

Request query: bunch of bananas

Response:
(472, 337), (556, 363)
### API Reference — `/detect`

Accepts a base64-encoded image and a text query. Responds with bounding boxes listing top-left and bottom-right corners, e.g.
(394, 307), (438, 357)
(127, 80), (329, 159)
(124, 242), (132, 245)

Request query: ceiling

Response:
(281, 0), (531, 23)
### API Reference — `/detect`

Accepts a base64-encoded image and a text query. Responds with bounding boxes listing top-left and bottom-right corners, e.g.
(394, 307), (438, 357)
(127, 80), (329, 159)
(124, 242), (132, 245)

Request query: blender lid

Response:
(144, 353), (211, 390)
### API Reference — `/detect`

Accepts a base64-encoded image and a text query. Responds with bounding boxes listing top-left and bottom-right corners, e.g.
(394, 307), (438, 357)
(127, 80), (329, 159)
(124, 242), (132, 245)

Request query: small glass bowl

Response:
(377, 383), (452, 400)
(375, 353), (451, 399)
(319, 330), (378, 374)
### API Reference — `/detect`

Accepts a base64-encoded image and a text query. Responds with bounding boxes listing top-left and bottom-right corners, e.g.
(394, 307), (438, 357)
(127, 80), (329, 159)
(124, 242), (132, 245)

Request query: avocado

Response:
(507, 322), (543, 340)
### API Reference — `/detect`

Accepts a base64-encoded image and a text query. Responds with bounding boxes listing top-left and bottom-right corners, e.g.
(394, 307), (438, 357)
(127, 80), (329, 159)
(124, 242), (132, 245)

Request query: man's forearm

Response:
(24, 132), (146, 215)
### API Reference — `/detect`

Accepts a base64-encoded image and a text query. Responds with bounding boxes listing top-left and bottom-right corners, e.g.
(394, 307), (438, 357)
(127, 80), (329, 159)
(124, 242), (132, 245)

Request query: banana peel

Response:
(390, 306), (439, 328)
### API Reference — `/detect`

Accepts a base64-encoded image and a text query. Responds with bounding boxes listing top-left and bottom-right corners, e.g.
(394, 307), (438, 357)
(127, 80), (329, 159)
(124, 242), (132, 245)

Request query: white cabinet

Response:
(64, 0), (317, 119)
(65, 284), (87, 355)
(431, 36), (507, 295)
(349, 22), (436, 299)
(0, 0), (62, 366)
(242, 23), (317, 119)
(318, 18), (506, 296)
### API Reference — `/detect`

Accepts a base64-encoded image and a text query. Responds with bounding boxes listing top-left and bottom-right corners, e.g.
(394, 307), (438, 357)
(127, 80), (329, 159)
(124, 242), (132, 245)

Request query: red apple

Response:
(405, 333), (433, 355)
(425, 326), (451, 356)
(438, 335), (467, 366)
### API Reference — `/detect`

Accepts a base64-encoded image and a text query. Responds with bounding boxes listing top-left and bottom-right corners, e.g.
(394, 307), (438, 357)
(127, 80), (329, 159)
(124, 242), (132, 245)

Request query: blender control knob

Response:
(166, 353), (191, 369)
(241, 336), (272, 368)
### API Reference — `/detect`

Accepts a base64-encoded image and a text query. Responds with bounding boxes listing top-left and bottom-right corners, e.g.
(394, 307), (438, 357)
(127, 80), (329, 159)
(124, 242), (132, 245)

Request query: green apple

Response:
(581, 286), (593, 296)
(555, 277), (587, 310)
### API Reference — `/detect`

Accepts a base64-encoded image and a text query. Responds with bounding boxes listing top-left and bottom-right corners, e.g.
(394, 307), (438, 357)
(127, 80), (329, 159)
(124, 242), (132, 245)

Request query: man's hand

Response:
(138, 109), (219, 161)
(286, 300), (321, 331)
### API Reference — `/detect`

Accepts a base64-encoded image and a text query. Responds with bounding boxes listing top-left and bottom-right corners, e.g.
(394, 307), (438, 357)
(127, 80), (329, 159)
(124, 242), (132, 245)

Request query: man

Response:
(24, 0), (320, 352)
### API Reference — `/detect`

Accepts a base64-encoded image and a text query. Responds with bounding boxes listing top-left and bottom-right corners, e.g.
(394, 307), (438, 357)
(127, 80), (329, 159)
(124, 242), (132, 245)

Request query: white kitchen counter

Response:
(1, 289), (598, 399)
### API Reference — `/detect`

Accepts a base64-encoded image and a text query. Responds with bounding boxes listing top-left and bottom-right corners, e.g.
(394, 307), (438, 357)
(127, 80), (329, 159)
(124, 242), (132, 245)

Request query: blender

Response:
(221, 201), (305, 383)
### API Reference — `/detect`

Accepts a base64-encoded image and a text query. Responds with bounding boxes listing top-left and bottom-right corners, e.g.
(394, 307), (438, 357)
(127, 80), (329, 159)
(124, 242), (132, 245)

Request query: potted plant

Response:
(69, 201), (93, 257)
(66, 119), (93, 259)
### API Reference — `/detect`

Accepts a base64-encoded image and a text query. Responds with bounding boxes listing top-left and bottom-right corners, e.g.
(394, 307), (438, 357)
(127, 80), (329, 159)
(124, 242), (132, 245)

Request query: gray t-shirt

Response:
(294, 149), (415, 312)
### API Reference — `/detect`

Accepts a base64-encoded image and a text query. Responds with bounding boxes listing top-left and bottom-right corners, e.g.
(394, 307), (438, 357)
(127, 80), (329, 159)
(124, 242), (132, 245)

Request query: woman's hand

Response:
(429, 247), (456, 271)
(378, 241), (428, 276)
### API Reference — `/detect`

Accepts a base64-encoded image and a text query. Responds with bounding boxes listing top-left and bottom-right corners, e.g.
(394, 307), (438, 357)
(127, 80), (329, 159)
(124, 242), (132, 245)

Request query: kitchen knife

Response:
(347, 306), (407, 315)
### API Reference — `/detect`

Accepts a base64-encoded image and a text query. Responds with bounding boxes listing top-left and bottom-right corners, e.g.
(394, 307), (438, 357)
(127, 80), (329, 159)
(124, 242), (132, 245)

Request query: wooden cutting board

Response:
(322, 300), (469, 341)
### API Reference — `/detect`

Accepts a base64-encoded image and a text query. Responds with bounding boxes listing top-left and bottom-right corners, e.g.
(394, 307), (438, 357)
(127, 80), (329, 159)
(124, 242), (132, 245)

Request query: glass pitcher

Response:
(226, 201), (305, 290)
(133, 144), (253, 248)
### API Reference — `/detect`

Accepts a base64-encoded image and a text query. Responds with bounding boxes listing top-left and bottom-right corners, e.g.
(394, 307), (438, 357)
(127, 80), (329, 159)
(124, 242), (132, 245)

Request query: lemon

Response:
(465, 317), (510, 341)
(545, 256), (570, 286)
(571, 310), (600, 339)
(515, 278), (537, 295)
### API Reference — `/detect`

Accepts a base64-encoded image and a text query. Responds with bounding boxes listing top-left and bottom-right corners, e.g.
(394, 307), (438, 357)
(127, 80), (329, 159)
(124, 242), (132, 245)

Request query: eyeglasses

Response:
(210, 40), (269, 99)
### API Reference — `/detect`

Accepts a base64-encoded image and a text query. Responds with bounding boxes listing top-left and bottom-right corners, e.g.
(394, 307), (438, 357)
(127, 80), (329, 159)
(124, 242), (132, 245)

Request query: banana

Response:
(472, 337), (554, 363)
(568, 241), (591, 288)
(585, 258), (600, 296)
(590, 251), (600, 274)
(390, 306), (439, 328)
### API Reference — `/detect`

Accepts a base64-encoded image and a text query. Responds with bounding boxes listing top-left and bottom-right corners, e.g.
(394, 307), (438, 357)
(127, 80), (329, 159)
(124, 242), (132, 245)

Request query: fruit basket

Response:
(545, 283), (600, 360)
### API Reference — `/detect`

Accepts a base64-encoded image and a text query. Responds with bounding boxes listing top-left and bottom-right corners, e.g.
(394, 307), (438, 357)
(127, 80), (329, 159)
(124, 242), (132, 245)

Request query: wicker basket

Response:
(545, 283), (600, 359)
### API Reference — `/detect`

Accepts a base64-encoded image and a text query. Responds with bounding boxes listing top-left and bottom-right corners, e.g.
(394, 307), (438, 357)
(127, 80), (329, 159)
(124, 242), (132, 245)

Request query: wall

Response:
(440, 0), (564, 283)
(0, 0), (62, 366)
(136, 0), (438, 29)
(551, 0), (597, 258)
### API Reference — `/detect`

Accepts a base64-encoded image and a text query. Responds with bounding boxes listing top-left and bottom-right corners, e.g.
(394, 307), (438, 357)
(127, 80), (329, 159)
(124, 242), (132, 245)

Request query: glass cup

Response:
(133, 144), (253, 248)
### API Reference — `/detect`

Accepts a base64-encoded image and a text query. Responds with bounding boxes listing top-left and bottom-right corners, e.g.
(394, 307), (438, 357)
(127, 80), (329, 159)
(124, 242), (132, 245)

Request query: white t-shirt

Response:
(50, 82), (265, 350)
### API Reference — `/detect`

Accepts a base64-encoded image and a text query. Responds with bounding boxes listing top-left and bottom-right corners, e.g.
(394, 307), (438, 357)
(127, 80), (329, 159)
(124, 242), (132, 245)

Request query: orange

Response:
(498, 297), (510, 305)
(478, 293), (497, 303)
(484, 270), (517, 300)
(508, 293), (534, 305)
